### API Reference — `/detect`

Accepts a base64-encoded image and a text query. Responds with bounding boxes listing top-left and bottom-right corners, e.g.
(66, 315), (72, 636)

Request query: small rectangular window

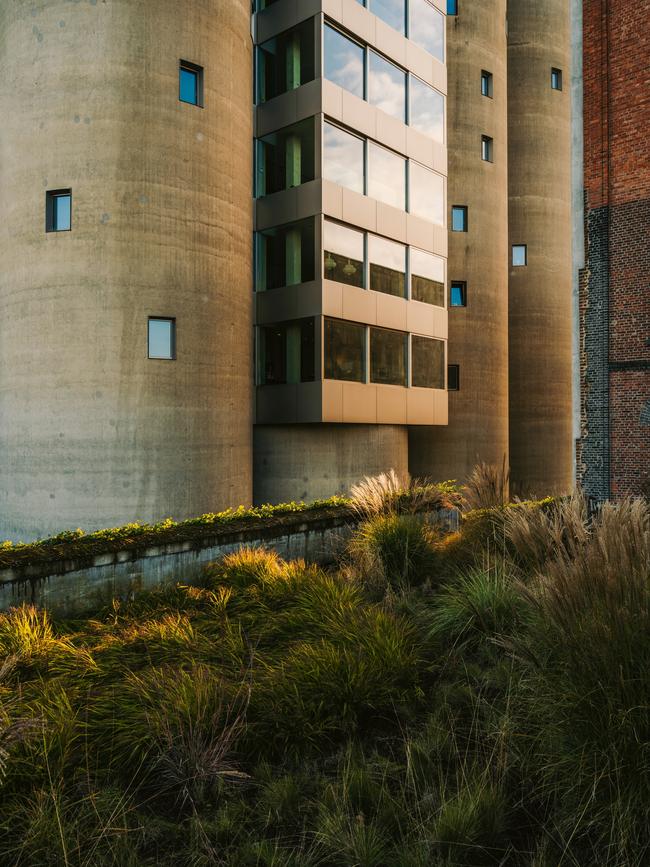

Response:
(551, 68), (562, 90)
(512, 244), (528, 266)
(481, 70), (493, 98)
(179, 60), (203, 106)
(481, 135), (493, 162)
(450, 282), (467, 307)
(447, 0), (458, 15)
(46, 190), (72, 232)
(451, 205), (468, 232)
(447, 364), (460, 391)
(148, 318), (176, 360)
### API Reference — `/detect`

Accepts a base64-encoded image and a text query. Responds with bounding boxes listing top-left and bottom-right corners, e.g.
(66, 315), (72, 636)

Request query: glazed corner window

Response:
(325, 318), (366, 383)
(258, 318), (315, 385)
(481, 135), (493, 162)
(512, 244), (528, 267)
(411, 248), (445, 307)
(369, 51), (406, 123)
(447, 0), (458, 15)
(179, 61), (203, 106)
(551, 68), (563, 90)
(369, 235), (406, 298)
(370, 327), (407, 386)
(410, 162), (445, 225)
(324, 25), (364, 100)
(412, 336), (445, 389)
(410, 0), (445, 62)
(447, 364), (460, 391)
(255, 118), (316, 197)
(323, 122), (365, 195)
(369, 0), (406, 36)
(255, 218), (316, 291)
(148, 318), (176, 360)
(46, 190), (72, 232)
(450, 281), (467, 307)
(481, 70), (493, 98)
(451, 205), (468, 232)
(324, 220), (365, 288)
(256, 19), (316, 104)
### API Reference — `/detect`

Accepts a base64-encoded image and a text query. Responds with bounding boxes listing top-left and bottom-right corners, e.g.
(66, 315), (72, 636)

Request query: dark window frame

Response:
(451, 205), (468, 232)
(481, 135), (493, 162)
(450, 281), (467, 308)
(179, 60), (204, 107)
(148, 317), (177, 361)
(551, 67), (563, 91)
(512, 244), (528, 267)
(45, 189), (72, 233)
(481, 70), (493, 98)
(447, 364), (460, 391)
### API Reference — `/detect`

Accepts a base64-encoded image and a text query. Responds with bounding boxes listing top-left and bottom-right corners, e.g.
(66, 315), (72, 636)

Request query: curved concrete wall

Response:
(0, 0), (253, 541)
(507, 0), (573, 496)
(253, 425), (409, 504)
(410, 1), (509, 483)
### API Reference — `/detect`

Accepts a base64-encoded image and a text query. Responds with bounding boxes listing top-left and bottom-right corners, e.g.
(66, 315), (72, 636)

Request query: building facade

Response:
(578, 0), (650, 500)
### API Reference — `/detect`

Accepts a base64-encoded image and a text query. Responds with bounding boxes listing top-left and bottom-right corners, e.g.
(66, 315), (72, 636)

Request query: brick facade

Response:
(579, 0), (650, 499)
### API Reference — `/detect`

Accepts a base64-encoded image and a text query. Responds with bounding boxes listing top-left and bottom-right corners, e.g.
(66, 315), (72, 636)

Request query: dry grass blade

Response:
(504, 492), (589, 571)
(463, 458), (510, 511)
(349, 469), (406, 518)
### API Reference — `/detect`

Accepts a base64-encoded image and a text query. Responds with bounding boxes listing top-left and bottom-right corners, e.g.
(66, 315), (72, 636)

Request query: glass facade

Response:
(412, 336), (445, 389)
(324, 25), (364, 98)
(368, 142), (406, 209)
(368, 51), (406, 122)
(409, 162), (445, 225)
(369, 235), (406, 297)
(410, 0), (445, 62)
(369, 0), (406, 35)
(325, 318), (366, 382)
(259, 319), (316, 385)
(255, 118), (315, 197)
(256, 20), (315, 103)
(370, 327), (407, 386)
(409, 76), (444, 142)
(255, 218), (315, 291)
(411, 248), (445, 306)
(324, 220), (365, 288)
(323, 123), (365, 194)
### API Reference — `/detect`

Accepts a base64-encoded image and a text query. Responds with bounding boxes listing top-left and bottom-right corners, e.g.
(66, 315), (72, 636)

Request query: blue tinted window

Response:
(148, 318), (175, 360)
(369, 51), (406, 122)
(179, 64), (201, 105)
(409, 75), (444, 142)
(369, 0), (405, 35)
(450, 282), (466, 307)
(512, 244), (527, 266)
(451, 206), (467, 232)
(54, 194), (71, 231)
(324, 25), (364, 99)
(447, 0), (458, 14)
(410, 0), (445, 62)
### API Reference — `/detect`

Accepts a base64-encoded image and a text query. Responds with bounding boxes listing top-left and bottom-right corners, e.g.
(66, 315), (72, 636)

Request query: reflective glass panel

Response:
(325, 318), (366, 382)
(450, 282), (467, 307)
(412, 336), (445, 388)
(179, 67), (198, 105)
(410, 0), (445, 62)
(324, 25), (364, 98)
(411, 248), (445, 306)
(369, 234), (406, 297)
(323, 123), (365, 194)
(324, 220), (365, 288)
(369, 0), (405, 35)
(512, 244), (527, 266)
(370, 327), (407, 386)
(409, 76), (444, 142)
(368, 142), (406, 209)
(409, 162), (444, 225)
(53, 195), (71, 231)
(369, 52), (406, 122)
(451, 205), (467, 232)
(148, 319), (175, 360)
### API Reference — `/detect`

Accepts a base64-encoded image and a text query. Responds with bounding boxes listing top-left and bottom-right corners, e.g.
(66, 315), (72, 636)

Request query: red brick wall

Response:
(610, 371), (650, 498)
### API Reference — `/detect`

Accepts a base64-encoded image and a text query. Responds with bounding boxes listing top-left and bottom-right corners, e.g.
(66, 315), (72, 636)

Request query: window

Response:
(481, 70), (493, 98)
(258, 319), (315, 384)
(410, 0), (445, 62)
(409, 162), (445, 225)
(450, 281), (467, 307)
(255, 218), (315, 290)
(369, 235), (406, 298)
(148, 318), (175, 360)
(451, 205), (468, 232)
(324, 25), (364, 99)
(255, 118), (315, 197)
(325, 318), (366, 382)
(481, 135), (493, 162)
(411, 248), (445, 306)
(369, 0), (406, 35)
(551, 67), (563, 90)
(512, 244), (527, 266)
(409, 76), (445, 142)
(324, 220), (365, 288)
(256, 20), (315, 103)
(46, 190), (71, 232)
(323, 123), (365, 194)
(179, 61), (203, 106)
(447, 364), (460, 391)
(369, 51), (406, 122)
(447, 0), (458, 14)
(368, 142), (406, 209)
(370, 327), (407, 386)
(412, 336), (445, 389)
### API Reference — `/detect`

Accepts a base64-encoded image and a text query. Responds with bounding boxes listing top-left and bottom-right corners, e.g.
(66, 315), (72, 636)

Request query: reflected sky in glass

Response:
(324, 220), (365, 260)
(369, 234), (405, 271)
(368, 143), (405, 209)
(409, 76), (444, 142)
(409, 0), (444, 62)
(369, 0), (406, 35)
(179, 67), (198, 104)
(324, 25), (364, 98)
(369, 52), (406, 122)
(411, 247), (445, 283)
(323, 123), (365, 193)
(54, 195), (71, 231)
(148, 319), (174, 359)
(409, 162), (444, 224)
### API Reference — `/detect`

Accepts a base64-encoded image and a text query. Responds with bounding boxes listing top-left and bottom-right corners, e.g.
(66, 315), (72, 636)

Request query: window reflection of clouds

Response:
(409, 163), (444, 225)
(368, 143), (406, 209)
(324, 25), (364, 98)
(409, 0), (444, 62)
(323, 123), (365, 194)
(369, 0), (406, 34)
(411, 248), (445, 283)
(324, 220), (364, 260)
(369, 52), (406, 122)
(409, 76), (444, 142)
(369, 235), (405, 272)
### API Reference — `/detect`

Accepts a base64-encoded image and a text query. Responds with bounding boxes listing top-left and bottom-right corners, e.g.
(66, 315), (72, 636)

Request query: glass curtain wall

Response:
(368, 52), (406, 122)
(410, 248), (445, 306)
(352, 0), (444, 62)
(324, 221), (365, 287)
(409, 76), (445, 142)
(323, 123), (365, 193)
(324, 25), (364, 98)
(368, 142), (406, 209)
(409, 162), (445, 224)
(369, 235), (406, 297)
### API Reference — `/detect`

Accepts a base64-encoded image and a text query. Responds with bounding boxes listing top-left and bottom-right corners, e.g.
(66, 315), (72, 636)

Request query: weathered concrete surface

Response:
(410, 1), (510, 483)
(507, 0), (574, 497)
(0, 0), (254, 542)
(253, 424), (409, 505)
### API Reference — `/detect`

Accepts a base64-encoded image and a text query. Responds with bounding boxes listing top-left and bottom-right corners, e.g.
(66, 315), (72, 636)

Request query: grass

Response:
(0, 486), (647, 865)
